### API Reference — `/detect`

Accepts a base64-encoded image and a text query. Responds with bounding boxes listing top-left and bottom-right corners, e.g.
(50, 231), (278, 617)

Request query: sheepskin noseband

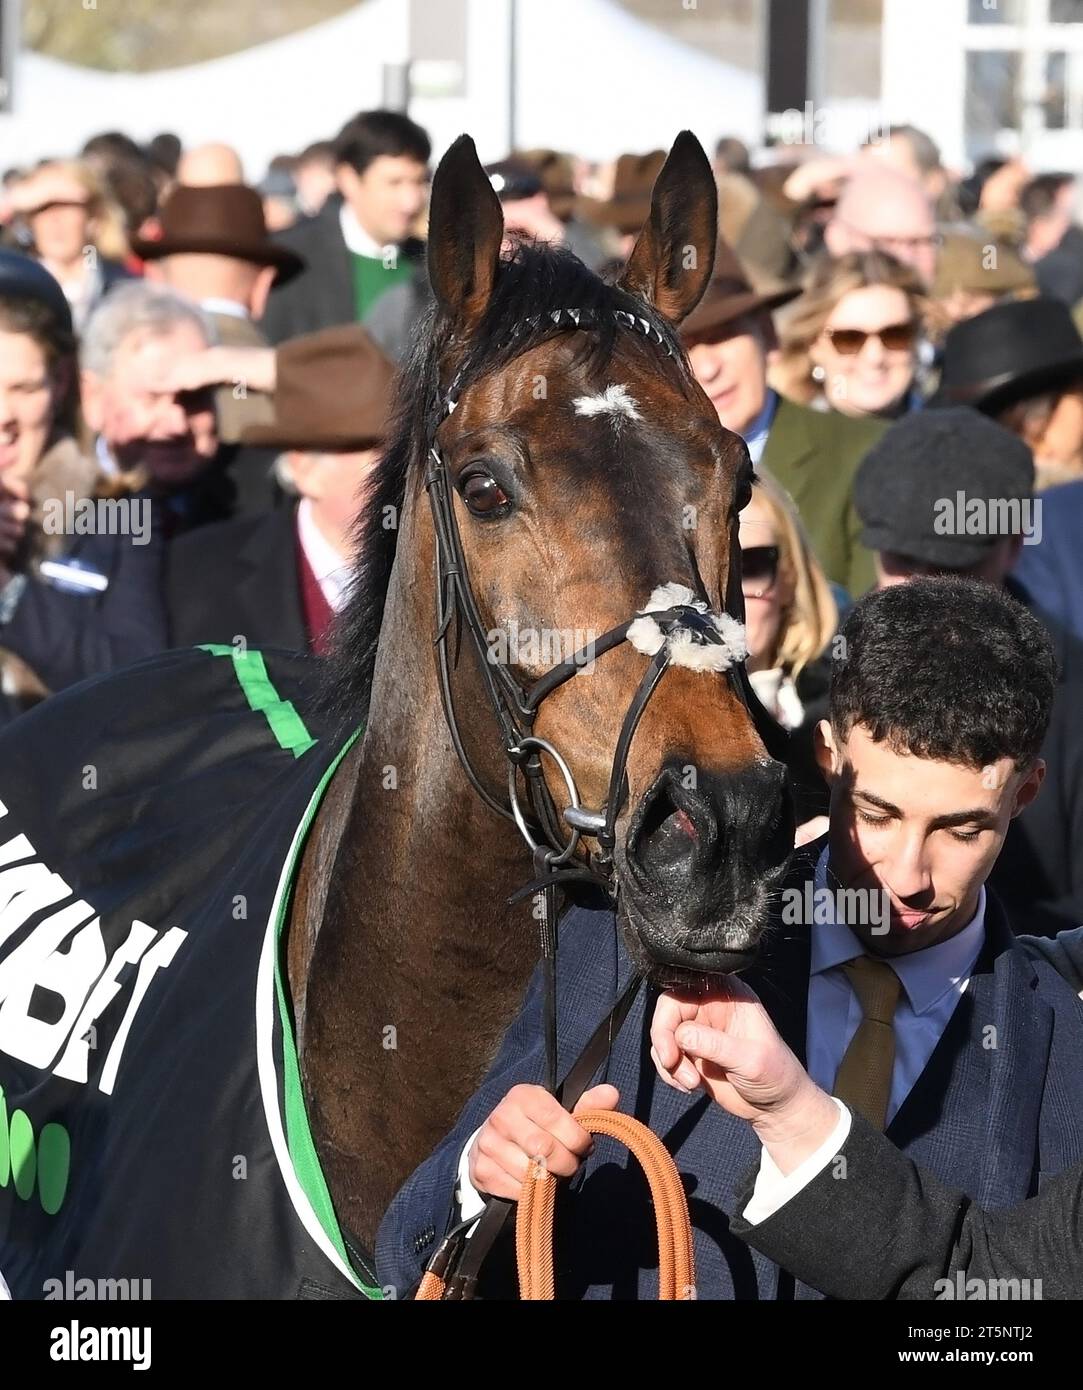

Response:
(626, 583), (748, 673)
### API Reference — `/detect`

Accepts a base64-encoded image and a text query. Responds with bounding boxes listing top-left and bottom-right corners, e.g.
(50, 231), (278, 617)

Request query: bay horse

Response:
(0, 131), (792, 1300)
(287, 131), (793, 1263)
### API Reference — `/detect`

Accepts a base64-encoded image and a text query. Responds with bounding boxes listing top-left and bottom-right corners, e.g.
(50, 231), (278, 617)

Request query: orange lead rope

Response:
(516, 1109), (696, 1301)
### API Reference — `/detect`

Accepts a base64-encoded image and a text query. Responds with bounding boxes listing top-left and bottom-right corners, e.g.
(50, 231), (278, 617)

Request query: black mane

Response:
(324, 239), (688, 722)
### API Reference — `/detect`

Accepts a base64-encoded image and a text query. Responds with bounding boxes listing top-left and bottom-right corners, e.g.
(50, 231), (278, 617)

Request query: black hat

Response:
(934, 297), (1083, 414)
(855, 408), (1035, 569)
(0, 249), (72, 334)
(485, 159), (544, 203)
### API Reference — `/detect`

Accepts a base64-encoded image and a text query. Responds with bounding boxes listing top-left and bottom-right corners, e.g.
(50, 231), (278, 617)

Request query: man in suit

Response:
(680, 239), (885, 598)
(853, 408), (1083, 933)
(654, 924), (1083, 1299)
(134, 182), (302, 510)
(376, 578), (1083, 1299)
(260, 110), (430, 346)
(167, 325), (394, 654)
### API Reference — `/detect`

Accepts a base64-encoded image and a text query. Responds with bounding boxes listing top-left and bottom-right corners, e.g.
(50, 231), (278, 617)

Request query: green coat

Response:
(760, 395), (887, 598)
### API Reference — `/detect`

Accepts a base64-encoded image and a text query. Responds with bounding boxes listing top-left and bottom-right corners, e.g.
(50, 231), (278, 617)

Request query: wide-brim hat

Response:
(242, 325), (396, 451)
(679, 236), (800, 343)
(577, 150), (668, 236)
(132, 183), (304, 285)
(932, 296), (1083, 414)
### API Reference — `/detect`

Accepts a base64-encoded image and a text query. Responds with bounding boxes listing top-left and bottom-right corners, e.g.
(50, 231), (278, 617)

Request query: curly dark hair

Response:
(830, 577), (1056, 770)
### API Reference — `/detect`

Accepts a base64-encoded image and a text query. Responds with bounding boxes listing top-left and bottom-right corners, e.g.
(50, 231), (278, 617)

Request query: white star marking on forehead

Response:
(572, 383), (642, 422)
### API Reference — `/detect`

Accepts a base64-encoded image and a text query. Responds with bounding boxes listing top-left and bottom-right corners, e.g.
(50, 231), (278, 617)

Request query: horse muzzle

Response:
(615, 760), (793, 986)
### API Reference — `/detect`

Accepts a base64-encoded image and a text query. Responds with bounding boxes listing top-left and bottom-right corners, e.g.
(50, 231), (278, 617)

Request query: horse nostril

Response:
(631, 778), (715, 878)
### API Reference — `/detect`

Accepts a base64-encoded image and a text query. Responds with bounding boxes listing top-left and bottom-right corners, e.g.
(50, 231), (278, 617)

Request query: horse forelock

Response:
(322, 240), (693, 723)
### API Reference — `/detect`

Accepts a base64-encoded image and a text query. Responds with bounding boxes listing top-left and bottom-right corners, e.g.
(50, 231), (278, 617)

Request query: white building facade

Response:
(882, 0), (1083, 170)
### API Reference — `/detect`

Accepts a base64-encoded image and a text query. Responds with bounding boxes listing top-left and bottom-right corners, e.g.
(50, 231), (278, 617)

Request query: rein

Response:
(416, 307), (746, 1299)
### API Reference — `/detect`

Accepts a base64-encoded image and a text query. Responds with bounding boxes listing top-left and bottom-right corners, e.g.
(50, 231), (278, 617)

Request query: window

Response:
(965, 49), (1022, 143)
(1050, 0), (1083, 23)
(967, 0), (1022, 23)
(1044, 51), (1069, 127)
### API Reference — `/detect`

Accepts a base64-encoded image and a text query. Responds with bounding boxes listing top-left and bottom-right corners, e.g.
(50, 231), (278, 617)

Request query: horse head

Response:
(344, 132), (794, 991)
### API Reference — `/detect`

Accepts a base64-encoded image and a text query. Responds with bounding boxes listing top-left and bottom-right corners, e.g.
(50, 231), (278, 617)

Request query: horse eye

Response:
(736, 477), (753, 512)
(461, 472), (510, 517)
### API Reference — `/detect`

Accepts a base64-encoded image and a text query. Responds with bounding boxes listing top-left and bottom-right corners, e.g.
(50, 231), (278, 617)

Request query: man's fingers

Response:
(490, 1086), (594, 1159)
(470, 1132), (531, 1200)
(650, 992), (698, 1072)
(794, 814), (829, 848)
(573, 1083), (619, 1114)
(675, 1021), (748, 1071)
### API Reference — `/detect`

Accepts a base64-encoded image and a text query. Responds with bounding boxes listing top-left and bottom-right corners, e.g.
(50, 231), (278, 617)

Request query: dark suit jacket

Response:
(991, 582), (1083, 936)
(0, 506), (167, 701)
(259, 196), (424, 345)
(1013, 480), (1083, 644)
(731, 1109), (1081, 1300)
(166, 504), (307, 653)
(376, 852), (1083, 1299)
(761, 396), (886, 598)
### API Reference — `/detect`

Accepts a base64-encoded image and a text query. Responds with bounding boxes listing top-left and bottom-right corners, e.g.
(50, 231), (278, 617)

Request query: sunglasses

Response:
(741, 544), (780, 594)
(822, 321), (917, 355)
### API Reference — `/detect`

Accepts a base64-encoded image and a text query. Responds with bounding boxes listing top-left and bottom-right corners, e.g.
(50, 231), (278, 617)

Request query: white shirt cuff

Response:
(741, 1098), (852, 1226)
(455, 1125), (487, 1225)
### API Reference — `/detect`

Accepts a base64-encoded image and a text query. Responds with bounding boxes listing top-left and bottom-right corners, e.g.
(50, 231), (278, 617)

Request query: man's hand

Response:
(650, 978), (840, 1174)
(468, 1082), (619, 1200)
(0, 476), (30, 565)
(142, 345), (276, 398)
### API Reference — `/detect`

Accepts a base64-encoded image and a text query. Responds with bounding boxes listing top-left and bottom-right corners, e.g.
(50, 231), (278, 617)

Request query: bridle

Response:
(423, 305), (752, 910)
(416, 304), (768, 1298)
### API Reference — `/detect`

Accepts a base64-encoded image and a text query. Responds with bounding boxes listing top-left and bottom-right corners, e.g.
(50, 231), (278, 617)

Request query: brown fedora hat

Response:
(578, 150), (668, 235)
(242, 325), (396, 451)
(132, 183), (304, 284)
(680, 236), (800, 343)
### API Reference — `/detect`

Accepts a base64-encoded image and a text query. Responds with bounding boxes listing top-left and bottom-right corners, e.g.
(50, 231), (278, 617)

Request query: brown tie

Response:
(832, 955), (902, 1132)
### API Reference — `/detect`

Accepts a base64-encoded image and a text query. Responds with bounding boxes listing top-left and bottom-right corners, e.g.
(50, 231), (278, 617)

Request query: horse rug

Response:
(0, 645), (380, 1299)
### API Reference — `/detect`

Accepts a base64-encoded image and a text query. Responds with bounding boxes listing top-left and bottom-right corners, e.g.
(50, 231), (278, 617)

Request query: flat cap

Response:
(855, 407), (1035, 568)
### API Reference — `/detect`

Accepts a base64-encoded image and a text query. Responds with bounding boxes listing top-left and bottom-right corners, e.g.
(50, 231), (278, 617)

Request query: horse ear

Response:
(427, 134), (504, 334)
(617, 131), (718, 325)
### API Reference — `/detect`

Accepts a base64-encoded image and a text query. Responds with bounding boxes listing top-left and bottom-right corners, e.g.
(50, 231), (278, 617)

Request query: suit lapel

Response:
(888, 894), (1051, 1207)
(760, 397), (816, 490)
(325, 200), (358, 319)
(972, 897), (1051, 1207)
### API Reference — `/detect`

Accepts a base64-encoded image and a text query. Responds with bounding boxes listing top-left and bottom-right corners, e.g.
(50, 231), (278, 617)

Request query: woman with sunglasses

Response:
(740, 471), (838, 829)
(773, 250), (926, 420)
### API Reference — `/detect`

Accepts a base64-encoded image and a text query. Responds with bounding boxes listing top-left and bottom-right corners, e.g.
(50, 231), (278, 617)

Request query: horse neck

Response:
(296, 498), (541, 1253)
